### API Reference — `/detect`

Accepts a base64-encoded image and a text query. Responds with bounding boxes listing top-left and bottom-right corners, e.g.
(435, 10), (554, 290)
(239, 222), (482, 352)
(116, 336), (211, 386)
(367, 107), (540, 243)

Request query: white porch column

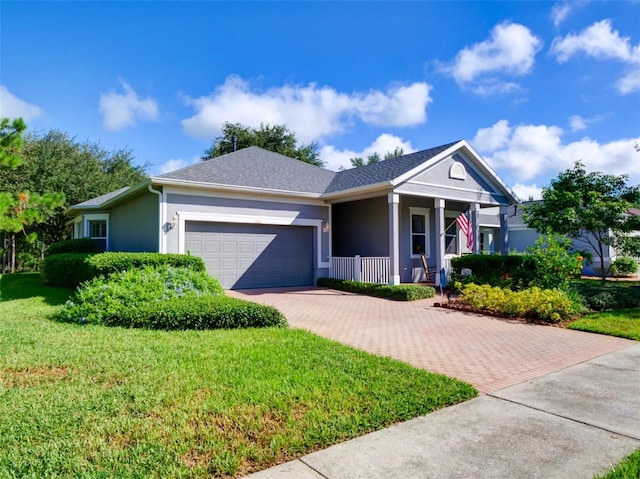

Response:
(388, 193), (400, 285)
(471, 202), (480, 254)
(434, 198), (445, 286)
(500, 205), (509, 255)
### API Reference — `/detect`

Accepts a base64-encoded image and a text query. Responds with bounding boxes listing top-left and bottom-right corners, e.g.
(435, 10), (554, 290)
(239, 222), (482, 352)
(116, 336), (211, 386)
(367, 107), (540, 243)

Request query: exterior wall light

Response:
(170, 215), (178, 229)
(322, 222), (330, 233)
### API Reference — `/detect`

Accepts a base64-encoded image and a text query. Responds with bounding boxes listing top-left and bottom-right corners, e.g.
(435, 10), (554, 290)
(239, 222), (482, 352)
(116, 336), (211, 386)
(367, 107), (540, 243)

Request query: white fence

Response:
(330, 256), (390, 284)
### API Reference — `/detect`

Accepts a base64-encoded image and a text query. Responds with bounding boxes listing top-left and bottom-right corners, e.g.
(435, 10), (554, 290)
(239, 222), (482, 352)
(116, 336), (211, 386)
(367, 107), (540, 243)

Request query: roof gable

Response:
(325, 141), (459, 193)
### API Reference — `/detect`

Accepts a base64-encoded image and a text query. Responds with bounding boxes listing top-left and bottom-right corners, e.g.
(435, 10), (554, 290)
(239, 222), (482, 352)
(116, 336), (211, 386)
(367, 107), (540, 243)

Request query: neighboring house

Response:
(68, 140), (518, 289)
(495, 201), (639, 276)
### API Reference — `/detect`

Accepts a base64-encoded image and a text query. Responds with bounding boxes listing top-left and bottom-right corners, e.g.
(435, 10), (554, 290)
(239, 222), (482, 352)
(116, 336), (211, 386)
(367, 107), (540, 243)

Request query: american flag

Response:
(456, 209), (473, 250)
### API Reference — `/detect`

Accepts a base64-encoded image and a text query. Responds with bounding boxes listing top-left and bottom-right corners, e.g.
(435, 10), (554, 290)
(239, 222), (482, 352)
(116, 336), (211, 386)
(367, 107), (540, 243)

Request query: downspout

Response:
(148, 183), (163, 253)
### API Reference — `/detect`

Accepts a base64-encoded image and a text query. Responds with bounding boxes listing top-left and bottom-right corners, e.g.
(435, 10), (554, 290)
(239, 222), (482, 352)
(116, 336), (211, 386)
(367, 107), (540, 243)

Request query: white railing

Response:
(330, 256), (390, 284)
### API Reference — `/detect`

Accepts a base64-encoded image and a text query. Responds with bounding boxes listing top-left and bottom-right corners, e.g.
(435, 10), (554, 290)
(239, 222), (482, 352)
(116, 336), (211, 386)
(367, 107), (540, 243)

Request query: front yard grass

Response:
(595, 449), (640, 479)
(568, 308), (640, 341)
(0, 273), (477, 478)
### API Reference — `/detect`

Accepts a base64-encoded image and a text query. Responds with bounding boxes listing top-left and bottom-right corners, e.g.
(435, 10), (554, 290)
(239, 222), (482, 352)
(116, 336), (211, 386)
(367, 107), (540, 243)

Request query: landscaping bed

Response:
(0, 273), (477, 478)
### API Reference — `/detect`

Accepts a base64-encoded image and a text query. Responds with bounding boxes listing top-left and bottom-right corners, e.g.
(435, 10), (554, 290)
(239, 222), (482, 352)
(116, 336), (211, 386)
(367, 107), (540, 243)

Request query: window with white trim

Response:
(409, 207), (430, 258)
(84, 214), (109, 251)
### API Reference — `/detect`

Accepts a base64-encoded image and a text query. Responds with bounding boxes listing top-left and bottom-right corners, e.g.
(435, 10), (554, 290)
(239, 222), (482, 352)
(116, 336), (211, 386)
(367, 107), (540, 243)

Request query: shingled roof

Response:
(155, 142), (461, 195)
(71, 140), (479, 209)
(325, 141), (460, 193)
(72, 187), (131, 208)
(156, 146), (336, 194)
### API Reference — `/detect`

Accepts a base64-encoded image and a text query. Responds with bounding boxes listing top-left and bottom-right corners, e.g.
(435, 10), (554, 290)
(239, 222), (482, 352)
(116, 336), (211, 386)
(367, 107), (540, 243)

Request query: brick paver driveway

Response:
(228, 287), (634, 393)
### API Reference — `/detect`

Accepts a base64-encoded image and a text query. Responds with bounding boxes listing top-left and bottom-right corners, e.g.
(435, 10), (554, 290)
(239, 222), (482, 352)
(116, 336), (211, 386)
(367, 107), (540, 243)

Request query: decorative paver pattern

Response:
(229, 287), (634, 393)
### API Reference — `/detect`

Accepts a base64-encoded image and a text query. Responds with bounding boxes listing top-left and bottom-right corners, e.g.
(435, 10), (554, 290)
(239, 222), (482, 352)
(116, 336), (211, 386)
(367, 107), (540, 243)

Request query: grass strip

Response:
(568, 308), (640, 341)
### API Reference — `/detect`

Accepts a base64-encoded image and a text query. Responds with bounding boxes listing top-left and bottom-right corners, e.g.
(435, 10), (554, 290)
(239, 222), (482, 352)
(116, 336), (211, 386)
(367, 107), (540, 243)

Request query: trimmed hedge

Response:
(611, 257), (639, 277)
(45, 238), (99, 257)
(42, 252), (206, 289)
(450, 254), (535, 289)
(40, 253), (96, 289)
(99, 296), (288, 330)
(317, 277), (435, 301)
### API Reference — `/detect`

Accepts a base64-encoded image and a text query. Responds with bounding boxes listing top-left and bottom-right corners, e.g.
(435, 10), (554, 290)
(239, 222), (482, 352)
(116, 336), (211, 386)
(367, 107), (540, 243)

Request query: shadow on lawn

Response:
(0, 272), (72, 306)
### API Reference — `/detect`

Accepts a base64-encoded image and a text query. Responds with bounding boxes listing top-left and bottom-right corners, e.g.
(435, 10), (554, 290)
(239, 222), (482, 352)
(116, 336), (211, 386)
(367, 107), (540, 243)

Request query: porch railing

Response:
(330, 256), (390, 284)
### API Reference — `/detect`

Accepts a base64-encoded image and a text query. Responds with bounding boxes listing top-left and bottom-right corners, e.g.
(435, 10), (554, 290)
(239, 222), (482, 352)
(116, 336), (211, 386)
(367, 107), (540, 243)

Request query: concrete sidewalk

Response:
(247, 343), (640, 479)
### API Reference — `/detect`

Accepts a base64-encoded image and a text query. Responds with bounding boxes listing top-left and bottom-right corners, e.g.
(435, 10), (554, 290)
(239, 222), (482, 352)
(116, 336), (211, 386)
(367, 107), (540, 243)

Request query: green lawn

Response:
(568, 308), (640, 341)
(595, 449), (640, 479)
(0, 273), (477, 478)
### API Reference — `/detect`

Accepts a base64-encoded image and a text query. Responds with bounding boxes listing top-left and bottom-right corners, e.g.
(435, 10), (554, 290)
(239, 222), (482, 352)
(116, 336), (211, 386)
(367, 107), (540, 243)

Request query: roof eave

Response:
(66, 180), (150, 214)
(150, 177), (324, 199)
(321, 181), (393, 201)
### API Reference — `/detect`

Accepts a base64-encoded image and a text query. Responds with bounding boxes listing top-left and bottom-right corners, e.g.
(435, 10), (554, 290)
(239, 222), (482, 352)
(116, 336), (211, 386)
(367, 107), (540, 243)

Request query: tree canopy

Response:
(0, 127), (148, 270)
(348, 147), (404, 168)
(204, 122), (323, 167)
(524, 161), (640, 279)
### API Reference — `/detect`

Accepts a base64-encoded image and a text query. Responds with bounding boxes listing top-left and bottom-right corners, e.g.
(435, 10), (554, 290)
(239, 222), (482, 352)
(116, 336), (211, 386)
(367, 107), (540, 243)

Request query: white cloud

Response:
(551, 20), (640, 94)
(551, 2), (573, 27)
(617, 69), (640, 95)
(473, 119), (511, 151)
(512, 183), (543, 201)
(569, 115), (588, 132)
(474, 119), (640, 185)
(319, 133), (415, 171)
(99, 79), (159, 130)
(0, 85), (43, 122)
(442, 22), (542, 94)
(156, 157), (200, 175)
(181, 75), (432, 142)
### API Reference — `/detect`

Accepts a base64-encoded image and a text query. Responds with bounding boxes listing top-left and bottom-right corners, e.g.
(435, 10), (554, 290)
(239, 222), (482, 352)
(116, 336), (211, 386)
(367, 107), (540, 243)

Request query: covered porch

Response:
(328, 194), (510, 286)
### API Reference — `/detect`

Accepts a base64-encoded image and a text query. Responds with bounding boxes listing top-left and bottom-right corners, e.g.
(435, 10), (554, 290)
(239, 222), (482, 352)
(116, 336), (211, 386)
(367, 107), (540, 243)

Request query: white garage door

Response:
(185, 221), (314, 289)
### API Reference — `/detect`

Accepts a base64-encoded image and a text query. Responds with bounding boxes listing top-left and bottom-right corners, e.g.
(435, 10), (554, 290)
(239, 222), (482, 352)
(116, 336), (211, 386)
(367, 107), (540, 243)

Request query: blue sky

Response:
(2, 1), (639, 200)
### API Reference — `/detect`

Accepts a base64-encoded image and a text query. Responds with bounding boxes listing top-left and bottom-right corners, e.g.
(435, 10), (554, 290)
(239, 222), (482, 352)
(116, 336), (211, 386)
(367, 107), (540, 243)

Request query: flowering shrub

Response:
(56, 265), (223, 325)
(523, 234), (583, 291)
(457, 283), (585, 323)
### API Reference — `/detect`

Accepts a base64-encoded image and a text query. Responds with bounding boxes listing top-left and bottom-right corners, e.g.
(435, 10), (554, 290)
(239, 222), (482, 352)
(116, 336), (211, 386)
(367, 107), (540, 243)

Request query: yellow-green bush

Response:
(457, 283), (585, 323)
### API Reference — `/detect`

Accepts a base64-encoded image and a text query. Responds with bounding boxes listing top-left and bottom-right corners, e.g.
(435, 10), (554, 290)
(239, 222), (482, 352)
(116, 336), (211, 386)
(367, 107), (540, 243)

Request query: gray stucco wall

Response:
(109, 191), (159, 252)
(331, 196), (389, 257)
(164, 191), (330, 274)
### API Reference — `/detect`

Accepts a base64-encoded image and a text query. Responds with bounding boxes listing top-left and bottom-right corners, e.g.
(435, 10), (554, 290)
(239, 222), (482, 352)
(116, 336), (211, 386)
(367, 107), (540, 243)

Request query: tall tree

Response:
(0, 119), (66, 272)
(0, 129), (148, 269)
(524, 161), (640, 280)
(204, 122), (323, 166)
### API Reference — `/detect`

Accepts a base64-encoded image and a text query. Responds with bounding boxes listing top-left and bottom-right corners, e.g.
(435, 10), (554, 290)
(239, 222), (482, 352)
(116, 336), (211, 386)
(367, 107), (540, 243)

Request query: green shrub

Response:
(56, 265), (223, 325)
(451, 234), (582, 292)
(317, 277), (435, 301)
(42, 252), (206, 289)
(87, 252), (205, 276)
(572, 281), (640, 310)
(611, 257), (639, 277)
(103, 295), (287, 330)
(40, 253), (96, 288)
(45, 238), (99, 257)
(457, 283), (585, 323)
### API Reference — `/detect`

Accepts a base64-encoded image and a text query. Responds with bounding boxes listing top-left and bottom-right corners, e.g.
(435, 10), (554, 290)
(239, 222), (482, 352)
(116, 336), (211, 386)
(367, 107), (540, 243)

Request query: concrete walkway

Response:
(229, 287), (640, 478)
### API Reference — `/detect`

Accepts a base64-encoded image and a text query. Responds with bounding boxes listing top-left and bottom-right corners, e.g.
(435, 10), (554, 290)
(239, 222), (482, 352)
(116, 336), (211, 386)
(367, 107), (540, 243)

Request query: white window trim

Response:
(83, 213), (109, 251)
(409, 207), (430, 259)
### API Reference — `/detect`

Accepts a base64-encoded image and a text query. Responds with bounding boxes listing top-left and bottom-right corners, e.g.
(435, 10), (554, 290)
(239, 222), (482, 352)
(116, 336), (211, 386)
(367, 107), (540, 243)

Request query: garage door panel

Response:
(185, 221), (314, 289)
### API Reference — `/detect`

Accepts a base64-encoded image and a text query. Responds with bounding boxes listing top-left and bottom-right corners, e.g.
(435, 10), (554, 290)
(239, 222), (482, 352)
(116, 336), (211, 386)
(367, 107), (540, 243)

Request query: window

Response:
(410, 207), (430, 258)
(89, 220), (107, 239)
(84, 214), (109, 251)
(445, 223), (459, 254)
